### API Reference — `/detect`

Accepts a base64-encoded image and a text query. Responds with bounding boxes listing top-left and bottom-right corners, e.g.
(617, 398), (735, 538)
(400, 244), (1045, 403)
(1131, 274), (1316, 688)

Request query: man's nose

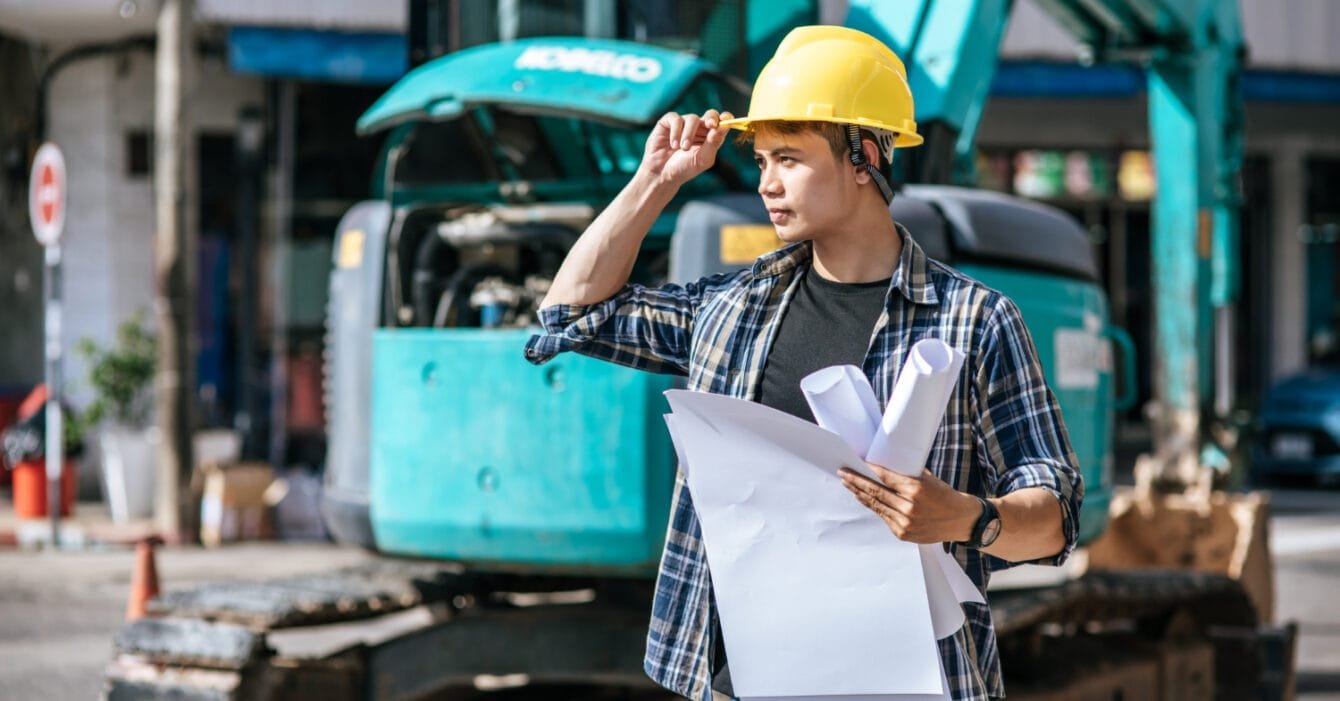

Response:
(758, 167), (782, 197)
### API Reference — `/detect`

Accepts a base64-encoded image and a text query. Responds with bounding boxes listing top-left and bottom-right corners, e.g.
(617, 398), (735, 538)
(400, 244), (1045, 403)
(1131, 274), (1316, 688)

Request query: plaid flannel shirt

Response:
(523, 225), (1083, 700)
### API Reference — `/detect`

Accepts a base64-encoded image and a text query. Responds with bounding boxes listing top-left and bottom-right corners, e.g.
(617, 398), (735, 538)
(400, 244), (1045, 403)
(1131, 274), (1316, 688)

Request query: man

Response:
(524, 25), (1082, 701)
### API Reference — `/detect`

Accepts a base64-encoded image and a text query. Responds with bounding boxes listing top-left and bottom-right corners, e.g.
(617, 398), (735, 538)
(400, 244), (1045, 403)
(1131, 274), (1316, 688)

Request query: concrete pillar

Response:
(1270, 140), (1308, 381)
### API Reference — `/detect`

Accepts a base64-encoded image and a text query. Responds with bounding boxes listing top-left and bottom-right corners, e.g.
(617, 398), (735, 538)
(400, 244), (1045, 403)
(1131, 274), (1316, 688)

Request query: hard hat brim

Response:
(720, 115), (924, 148)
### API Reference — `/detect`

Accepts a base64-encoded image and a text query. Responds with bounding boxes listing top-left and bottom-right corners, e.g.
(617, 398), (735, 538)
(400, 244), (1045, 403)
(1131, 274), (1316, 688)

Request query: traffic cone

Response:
(125, 536), (163, 621)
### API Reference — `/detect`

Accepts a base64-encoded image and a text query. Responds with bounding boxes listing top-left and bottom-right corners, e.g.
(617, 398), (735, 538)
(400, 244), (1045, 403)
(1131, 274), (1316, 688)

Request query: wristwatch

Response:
(965, 496), (1002, 549)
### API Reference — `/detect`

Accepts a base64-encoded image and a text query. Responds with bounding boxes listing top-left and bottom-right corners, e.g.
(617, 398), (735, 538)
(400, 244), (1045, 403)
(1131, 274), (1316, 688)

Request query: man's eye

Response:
(779, 156), (794, 164)
(753, 158), (765, 169)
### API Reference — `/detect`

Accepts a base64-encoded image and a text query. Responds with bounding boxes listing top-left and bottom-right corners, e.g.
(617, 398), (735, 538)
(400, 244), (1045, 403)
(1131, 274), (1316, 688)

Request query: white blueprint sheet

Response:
(665, 390), (945, 698)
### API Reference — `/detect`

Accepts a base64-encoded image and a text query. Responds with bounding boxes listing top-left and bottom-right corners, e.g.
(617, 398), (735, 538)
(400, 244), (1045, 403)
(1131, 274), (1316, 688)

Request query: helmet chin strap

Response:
(846, 124), (894, 204)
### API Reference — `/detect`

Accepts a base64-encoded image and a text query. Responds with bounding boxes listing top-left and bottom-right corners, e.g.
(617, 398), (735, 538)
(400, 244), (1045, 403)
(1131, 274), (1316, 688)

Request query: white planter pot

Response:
(100, 426), (158, 523)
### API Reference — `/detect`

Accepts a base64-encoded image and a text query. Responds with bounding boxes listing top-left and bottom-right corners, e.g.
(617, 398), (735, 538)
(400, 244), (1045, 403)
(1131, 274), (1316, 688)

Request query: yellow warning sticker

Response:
(338, 229), (365, 269)
(719, 225), (783, 264)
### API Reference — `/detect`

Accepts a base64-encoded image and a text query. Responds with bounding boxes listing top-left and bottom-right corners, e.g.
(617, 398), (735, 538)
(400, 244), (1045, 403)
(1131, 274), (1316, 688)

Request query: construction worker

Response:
(525, 25), (1082, 701)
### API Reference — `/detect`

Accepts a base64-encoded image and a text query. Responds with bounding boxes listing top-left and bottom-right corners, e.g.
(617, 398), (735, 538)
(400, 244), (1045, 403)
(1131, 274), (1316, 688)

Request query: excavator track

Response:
(105, 560), (1290, 701)
(106, 561), (654, 700)
(991, 569), (1257, 635)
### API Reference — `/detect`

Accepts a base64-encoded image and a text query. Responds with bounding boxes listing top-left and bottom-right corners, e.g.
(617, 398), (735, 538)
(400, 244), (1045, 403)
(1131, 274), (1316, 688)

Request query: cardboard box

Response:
(199, 462), (277, 547)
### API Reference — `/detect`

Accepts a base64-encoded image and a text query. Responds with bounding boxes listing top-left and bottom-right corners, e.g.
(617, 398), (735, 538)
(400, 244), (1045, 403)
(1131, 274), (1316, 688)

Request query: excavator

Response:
(107, 2), (1292, 699)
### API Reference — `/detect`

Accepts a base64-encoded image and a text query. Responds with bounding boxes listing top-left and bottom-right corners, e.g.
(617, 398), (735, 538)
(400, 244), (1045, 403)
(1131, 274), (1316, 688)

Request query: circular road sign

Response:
(29, 143), (66, 247)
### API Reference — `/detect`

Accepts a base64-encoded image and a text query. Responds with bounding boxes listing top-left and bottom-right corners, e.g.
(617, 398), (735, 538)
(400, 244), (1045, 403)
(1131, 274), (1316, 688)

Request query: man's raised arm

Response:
(542, 109), (733, 307)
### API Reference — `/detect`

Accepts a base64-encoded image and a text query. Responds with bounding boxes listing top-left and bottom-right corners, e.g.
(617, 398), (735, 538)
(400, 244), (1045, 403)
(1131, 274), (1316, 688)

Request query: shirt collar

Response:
(890, 222), (939, 306)
(749, 222), (939, 307)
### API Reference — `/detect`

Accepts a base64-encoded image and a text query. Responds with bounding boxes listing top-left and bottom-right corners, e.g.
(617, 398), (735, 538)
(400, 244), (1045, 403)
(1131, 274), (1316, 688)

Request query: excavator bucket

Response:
(1085, 484), (1274, 624)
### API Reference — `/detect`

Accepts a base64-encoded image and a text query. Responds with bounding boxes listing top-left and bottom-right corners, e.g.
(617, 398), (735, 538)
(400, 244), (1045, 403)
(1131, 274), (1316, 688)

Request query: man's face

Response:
(752, 127), (858, 244)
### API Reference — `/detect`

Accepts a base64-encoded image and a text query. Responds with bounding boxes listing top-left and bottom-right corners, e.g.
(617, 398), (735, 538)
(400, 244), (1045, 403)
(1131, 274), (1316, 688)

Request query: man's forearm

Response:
(842, 466), (1068, 563)
(542, 170), (678, 308)
(977, 487), (1065, 563)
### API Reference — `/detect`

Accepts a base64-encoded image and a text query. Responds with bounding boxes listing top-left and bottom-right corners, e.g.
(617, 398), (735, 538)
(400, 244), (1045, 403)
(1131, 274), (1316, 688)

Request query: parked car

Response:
(1252, 359), (1340, 487)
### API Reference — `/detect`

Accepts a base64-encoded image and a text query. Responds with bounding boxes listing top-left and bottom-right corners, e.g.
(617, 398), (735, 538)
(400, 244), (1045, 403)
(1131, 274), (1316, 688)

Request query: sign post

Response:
(30, 143), (66, 547)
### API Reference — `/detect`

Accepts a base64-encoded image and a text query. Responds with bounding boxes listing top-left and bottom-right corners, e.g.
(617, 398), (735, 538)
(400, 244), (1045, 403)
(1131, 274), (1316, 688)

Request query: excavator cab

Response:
(322, 38), (752, 568)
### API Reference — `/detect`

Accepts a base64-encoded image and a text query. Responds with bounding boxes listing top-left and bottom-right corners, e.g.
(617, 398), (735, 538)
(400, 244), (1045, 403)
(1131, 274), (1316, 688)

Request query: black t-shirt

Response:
(711, 266), (891, 695)
(757, 268), (891, 419)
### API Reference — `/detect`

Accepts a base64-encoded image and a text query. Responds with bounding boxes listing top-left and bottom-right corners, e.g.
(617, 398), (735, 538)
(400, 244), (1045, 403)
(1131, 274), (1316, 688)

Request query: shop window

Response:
(1005, 149), (1115, 201)
(1304, 158), (1340, 364)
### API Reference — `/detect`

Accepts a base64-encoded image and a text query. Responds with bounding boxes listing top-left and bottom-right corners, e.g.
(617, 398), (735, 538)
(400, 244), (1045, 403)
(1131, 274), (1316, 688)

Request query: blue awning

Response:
(229, 26), (407, 85)
(992, 60), (1340, 104)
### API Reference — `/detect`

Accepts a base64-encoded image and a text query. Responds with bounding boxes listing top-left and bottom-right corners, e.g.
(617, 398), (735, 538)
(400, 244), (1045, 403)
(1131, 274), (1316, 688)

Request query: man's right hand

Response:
(543, 111), (732, 308)
(640, 109), (734, 187)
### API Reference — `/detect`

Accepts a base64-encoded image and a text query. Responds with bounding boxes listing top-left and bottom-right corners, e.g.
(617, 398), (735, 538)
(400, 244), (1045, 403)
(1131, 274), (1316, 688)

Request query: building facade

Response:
(986, 0), (1340, 416)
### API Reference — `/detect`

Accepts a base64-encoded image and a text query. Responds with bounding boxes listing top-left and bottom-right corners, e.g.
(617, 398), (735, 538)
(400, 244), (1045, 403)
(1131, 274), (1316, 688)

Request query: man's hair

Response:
(738, 120), (889, 171)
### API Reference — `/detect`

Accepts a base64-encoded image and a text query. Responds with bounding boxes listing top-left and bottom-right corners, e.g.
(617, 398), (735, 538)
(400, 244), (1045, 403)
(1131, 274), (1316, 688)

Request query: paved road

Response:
(0, 542), (376, 700)
(1271, 488), (1340, 700)
(0, 487), (1336, 700)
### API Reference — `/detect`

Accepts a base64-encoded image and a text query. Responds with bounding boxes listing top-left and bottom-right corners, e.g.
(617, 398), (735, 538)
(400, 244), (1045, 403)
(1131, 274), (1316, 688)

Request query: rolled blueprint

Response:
(800, 365), (883, 457)
(865, 339), (966, 477)
(800, 340), (984, 641)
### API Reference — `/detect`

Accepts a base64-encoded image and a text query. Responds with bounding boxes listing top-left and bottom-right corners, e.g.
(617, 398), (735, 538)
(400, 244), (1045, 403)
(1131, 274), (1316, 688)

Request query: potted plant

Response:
(75, 311), (157, 523)
(1, 386), (86, 518)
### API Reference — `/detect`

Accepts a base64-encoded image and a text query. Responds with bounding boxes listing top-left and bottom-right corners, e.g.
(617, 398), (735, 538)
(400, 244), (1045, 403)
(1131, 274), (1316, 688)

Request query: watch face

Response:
(981, 517), (1002, 547)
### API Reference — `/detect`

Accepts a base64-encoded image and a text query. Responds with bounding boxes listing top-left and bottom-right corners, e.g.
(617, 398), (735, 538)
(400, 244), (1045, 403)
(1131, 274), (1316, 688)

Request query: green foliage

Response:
(63, 405), (84, 455)
(75, 311), (156, 432)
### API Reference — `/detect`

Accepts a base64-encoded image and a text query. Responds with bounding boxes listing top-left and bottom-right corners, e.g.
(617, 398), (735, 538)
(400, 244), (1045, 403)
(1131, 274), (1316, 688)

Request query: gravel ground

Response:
(0, 487), (1336, 700)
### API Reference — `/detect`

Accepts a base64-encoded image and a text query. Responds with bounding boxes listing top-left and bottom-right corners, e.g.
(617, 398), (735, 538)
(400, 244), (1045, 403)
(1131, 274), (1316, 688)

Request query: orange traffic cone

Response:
(125, 536), (163, 621)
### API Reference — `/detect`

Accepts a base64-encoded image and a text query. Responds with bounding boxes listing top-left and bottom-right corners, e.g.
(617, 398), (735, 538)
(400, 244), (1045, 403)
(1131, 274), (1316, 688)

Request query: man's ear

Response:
(851, 137), (882, 184)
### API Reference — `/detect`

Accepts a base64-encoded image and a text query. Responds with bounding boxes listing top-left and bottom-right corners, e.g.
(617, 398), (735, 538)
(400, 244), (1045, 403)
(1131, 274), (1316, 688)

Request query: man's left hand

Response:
(839, 464), (980, 544)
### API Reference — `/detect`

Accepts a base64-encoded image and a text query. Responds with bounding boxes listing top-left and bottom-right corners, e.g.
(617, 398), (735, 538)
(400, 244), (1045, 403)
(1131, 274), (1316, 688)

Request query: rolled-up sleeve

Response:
(973, 297), (1084, 569)
(524, 271), (745, 376)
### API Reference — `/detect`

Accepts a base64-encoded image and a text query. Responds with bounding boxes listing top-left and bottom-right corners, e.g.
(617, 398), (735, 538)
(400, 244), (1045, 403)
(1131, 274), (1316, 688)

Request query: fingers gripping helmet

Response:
(722, 25), (922, 203)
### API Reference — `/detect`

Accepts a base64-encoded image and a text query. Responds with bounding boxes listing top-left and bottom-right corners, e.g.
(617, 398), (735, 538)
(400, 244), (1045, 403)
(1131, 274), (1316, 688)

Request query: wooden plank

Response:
(1157, 640), (1215, 701)
(105, 655), (242, 701)
(147, 561), (448, 628)
(113, 618), (266, 669)
(1009, 654), (1160, 701)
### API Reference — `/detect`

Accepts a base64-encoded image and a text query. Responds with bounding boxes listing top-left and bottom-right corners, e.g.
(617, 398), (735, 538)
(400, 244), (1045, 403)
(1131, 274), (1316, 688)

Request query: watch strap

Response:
(967, 496), (1000, 549)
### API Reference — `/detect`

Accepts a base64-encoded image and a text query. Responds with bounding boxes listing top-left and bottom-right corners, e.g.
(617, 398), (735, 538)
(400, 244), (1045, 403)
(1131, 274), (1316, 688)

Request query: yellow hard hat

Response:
(721, 25), (923, 149)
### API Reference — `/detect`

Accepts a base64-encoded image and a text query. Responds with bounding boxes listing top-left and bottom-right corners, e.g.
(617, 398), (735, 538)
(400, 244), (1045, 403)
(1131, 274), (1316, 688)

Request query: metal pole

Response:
(583, 0), (616, 38)
(267, 80), (295, 470)
(43, 244), (62, 546)
(498, 0), (519, 42)
(1214, 305), (1234, 418)
(235, 106), (262, 460)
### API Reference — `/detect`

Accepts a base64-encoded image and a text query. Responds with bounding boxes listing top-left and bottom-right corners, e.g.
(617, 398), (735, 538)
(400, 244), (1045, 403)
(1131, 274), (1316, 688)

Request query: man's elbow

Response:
(1039, 489), (1070, 561)
(1042, 522), (1068, 562)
